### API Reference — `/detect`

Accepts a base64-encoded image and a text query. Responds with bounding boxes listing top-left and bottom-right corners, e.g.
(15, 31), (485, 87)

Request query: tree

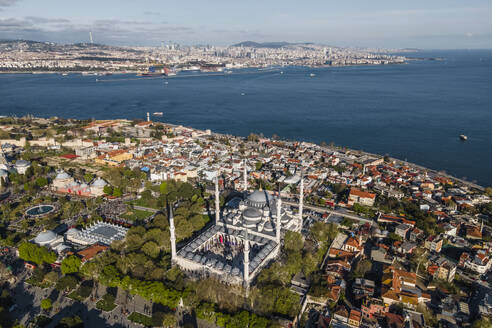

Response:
(310, 222), (337, 246)
(103, 185), (113, 195)
(141, 241), (160, 259)
(40, 298), (52, 311)
(302, 253), (318, 277)
(472, 318), (492, 328)
(388, 232), (402, 242)
(55, 275), (78, 292)
(160, 181), (168, 195)
(84, 173), (94, 183)
(485, 187), (492, 197)
(283, 231), (304, 253)
(44, 271), (59, 285)
(162, 313), (176, 327)
(350, 259), (372, 279)
(416, 304), (437, 327)
(61, 255), (81, 275)
(57, 315), (83, 328)
(18, 242), (57, 265)
(35, 177), (48, 188)
(112, 187), (122, 197)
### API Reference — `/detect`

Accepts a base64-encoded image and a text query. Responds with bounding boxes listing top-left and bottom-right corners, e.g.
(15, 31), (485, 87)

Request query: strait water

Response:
(1, 50), (491, 186)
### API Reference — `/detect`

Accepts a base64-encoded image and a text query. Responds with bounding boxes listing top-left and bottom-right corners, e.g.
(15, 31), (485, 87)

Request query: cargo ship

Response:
(137, 65), (175, 77)
(200, 64), (225, 72)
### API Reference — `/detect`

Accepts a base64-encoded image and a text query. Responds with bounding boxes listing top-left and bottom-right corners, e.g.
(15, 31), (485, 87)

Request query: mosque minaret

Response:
(171, 163), (303, 289)
(169, 203), (177, 263)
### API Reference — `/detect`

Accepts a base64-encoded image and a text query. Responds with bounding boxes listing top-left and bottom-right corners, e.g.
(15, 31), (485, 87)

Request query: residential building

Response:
(348, 188), (376, 207)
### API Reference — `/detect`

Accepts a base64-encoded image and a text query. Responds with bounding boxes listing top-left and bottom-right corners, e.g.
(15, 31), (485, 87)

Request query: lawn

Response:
(25, 278), (52, 289)
(96, 293), (117, 312)
(121, 209), (153, 222)
(128, 312), (154, 327)
(34, 315), (52, 328)
(67, 280), (93, 301)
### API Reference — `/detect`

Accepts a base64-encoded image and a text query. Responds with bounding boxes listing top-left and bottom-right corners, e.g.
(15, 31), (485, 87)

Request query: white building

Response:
(14, 160), (31, 174)
(33, 230), (64, 248)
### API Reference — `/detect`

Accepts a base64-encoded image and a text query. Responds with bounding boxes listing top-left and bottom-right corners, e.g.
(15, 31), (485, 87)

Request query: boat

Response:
(164, 81), (169, 85)
(280, 71), (284, 74)
(62, 73), (68, 76)
(137, 66), (175, 77)
(241, 93), (246, 96)
(153, 112), (163, 116)
(310, 73), (316, 77)
(459, 134), (468, 141)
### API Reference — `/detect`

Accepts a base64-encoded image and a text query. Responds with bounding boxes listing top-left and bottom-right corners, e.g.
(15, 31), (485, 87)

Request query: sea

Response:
(0, 50), (491, 187)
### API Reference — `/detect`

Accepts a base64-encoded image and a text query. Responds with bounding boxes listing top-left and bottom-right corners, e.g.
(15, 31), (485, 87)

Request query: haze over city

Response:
(1, 1), (492, 328)
(1, 0), (492, 48)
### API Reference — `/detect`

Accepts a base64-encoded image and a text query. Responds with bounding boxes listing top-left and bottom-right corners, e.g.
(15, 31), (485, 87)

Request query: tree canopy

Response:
(18, 242), (57, 266)
(61, 255), (81, 275)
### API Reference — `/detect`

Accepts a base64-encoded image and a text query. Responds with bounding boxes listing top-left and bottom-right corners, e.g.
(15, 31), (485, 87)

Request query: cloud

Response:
(143, 11), (160, 16)
(0, 0), (19, 7)
(0, 15), (196, 46)
(93, 19), (151, 27)
(24, 16), (70, 24)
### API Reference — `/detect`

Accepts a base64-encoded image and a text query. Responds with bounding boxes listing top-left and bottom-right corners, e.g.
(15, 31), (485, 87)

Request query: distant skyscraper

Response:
(89, 31), (93, 44)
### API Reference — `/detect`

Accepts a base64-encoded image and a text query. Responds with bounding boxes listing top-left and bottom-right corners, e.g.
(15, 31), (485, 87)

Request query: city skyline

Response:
(0, 0), (491, 48)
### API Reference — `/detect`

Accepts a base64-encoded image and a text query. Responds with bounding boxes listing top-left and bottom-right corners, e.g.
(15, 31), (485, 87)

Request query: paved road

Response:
(283, 200), (374, 226)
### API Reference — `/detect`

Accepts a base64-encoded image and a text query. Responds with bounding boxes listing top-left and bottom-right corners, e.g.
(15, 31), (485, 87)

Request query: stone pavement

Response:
(10, 279), (155, 328)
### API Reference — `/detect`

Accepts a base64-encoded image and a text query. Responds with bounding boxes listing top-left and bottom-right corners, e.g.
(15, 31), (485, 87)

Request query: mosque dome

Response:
(247, 190), (268, 206)
(15, 160), (30, 167)
(34, 230), (57, 245)
(91, 177), (107, 187)
(55, 171), (71, 180)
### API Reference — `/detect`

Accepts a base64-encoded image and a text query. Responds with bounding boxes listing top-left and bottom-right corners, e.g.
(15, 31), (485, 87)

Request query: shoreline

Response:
(1, 114), (484, 190)
(0, 61), (411, 75)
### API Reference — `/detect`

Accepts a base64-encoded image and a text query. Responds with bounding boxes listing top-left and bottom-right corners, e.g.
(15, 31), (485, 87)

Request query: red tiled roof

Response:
(349, 188), (376, 199)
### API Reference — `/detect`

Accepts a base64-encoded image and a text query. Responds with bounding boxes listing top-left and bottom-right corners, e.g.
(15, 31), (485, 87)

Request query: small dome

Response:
(91, 177), (107, 187)
(263, 221), (274, 232)
(34, 230), (57, 244)
(66, 228), (80, 236)
(243, 208), (261, 219)
(55, 171), (70, 180)
(248, 190), (268, 204)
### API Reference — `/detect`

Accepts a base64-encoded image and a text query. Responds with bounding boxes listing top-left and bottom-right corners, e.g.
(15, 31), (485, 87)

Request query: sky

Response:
(0, 0), (491, 48)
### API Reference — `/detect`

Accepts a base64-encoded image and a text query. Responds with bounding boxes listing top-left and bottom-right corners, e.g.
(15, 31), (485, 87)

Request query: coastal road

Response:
(282, 200), (374, 226)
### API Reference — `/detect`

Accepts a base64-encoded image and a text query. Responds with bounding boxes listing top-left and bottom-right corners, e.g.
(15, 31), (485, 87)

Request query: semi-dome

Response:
(15, 160), (31, 167)
(34, 230), (57, 245)
(243, 208), (261, 219)
(263, 220), (274, 232)
(248, 190), (268, 204)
